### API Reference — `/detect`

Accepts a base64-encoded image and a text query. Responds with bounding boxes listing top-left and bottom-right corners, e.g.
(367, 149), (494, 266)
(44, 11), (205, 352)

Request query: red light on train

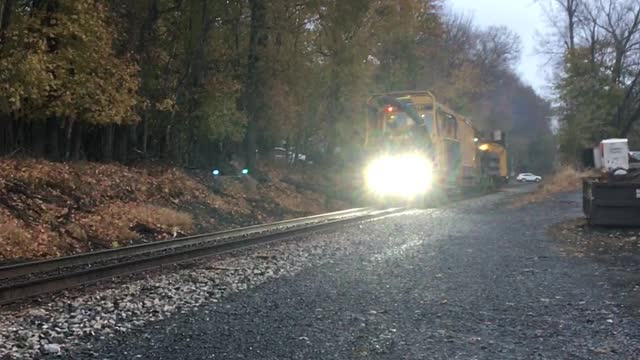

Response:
(385, 106), (394, 113)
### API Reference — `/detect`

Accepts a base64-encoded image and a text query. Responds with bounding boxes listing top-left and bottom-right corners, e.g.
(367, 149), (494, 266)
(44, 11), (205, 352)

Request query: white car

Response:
(516, 173), (542, 182)
(273, 147), (308, 163)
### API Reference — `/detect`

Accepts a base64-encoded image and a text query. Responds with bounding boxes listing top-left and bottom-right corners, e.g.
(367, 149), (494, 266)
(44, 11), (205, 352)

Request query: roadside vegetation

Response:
(535, 167), (585, 195)
(512, 166), (589, 206)
(0, 158), (344, 261)
(540, 0), (640, 162)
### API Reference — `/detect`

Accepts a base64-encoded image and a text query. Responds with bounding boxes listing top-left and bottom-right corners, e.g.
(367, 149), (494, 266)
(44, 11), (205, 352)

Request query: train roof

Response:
(367, 90), (474, 128)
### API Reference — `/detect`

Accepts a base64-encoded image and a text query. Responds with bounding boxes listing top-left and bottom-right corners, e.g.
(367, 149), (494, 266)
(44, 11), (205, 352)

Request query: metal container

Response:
(583, 177), (640, 226)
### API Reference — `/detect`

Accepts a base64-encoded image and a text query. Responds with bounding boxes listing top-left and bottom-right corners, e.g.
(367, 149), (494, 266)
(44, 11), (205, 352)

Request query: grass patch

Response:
(0, 222), (31, 244)
(0, 158), (341, 260)
(131, 204), (194, 233)
(0, 222), (33, 259)
(512, 167), (593, 207)
(81, 203), (194, 247)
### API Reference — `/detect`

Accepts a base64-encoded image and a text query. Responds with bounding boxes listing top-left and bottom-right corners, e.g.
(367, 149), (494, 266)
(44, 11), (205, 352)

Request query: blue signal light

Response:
(212, 169), (220, 176)
(242, 168), (249, 175)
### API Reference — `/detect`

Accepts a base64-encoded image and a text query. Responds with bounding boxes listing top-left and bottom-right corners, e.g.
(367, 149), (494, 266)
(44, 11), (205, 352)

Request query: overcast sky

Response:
(448, 0), (550, 96)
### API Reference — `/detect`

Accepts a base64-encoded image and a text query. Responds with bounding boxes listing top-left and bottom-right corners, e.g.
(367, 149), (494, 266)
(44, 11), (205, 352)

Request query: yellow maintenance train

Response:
(363, 90), (508, 202)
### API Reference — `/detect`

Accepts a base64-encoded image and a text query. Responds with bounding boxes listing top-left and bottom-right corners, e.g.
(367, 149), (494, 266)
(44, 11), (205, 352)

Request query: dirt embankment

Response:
(0, 159), (346, 261)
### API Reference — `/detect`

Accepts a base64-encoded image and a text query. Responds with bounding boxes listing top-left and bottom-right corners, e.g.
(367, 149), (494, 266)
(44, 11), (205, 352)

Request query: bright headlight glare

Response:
(365, 154), (433, 197)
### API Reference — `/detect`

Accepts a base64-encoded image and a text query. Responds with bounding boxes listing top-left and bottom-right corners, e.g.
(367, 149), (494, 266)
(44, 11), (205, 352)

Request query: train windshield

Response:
(386, 112), (415, 131)
(383, 103), (433, 135)
(381, 106), (431, 153)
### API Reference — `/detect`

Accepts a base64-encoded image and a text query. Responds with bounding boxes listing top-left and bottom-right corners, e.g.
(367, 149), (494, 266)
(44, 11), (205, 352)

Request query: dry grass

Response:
(0, 222), (31, 244)
(512, 167), (593, 207)
(81, 203), (194, 247)
(0, 158), (341, 260)
(535, 167), (586, 195)
(0, 159), (221, 258)
(0, 207), (71, 259)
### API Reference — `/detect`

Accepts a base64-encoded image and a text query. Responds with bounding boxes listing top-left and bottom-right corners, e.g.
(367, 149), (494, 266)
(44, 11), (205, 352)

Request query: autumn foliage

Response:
(0, 0), (552, 173)
(0, 159), (337, 260)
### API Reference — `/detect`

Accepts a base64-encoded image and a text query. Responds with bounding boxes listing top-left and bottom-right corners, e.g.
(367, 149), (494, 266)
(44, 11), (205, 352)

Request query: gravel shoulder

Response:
(550, 214), (640, 317)
(4, 184), (640, 359)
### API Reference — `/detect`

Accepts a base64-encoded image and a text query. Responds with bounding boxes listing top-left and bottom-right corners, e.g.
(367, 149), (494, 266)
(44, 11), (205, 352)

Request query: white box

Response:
(600, 138), (629, 171)
(492, 130), (502, 142)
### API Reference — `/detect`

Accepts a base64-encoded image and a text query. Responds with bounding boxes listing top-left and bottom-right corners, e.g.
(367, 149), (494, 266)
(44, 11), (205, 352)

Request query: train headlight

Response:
(365, 154), (433, 197)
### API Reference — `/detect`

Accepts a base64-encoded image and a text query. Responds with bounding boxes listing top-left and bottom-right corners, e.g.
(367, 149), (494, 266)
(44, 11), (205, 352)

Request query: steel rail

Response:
(0, 208), (401, 305)
(0, 207), (371, 280)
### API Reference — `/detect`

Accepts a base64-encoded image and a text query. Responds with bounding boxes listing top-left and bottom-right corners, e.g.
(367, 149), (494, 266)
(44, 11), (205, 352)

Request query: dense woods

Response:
(0, 0), (553, 173)
(542, 0), (640, 163)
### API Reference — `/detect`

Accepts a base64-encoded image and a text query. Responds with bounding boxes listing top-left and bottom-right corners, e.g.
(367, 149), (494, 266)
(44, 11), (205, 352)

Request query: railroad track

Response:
(0, 207), (402, 305)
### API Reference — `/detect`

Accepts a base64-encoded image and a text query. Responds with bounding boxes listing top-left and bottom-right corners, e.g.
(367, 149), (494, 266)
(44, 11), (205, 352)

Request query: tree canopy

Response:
(0, 0), (552, 173)
(541, 0), (640, 164)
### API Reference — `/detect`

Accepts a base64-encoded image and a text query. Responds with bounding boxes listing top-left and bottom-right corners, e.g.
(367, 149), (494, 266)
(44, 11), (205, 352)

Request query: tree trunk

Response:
(142, 115), (148, 154)
(163, 123), (171, 160)
(115, 125), (128, 162)
(32, 120), (46, 157)
(64, 119), (73, 160)
(567, 0), (575, 51)
(243, 0), (268, 172)
(0, 116), (12, 154)
(7, 118), (15, 153)
(16, 119), (24, 148)
(47, 118), (60, 160)
(0, 0), (14, 50)
(102, 124), (114, 162)
(292, 136), (302, 167)
(326, 70), (340, 160)
(128, 122), (138, 160)
(72, 122), (83, 161)
(0, 119), (5, 154)
(245, 119), (257, 169)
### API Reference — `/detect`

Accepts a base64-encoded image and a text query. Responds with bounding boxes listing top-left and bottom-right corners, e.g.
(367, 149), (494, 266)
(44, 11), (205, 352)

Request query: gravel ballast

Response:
(0, 209), (414, 359)
(2, 185), (640, 359)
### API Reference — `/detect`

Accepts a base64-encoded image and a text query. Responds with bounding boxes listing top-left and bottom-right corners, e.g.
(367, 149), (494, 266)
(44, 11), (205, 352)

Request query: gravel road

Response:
(5, 185), (640, 359)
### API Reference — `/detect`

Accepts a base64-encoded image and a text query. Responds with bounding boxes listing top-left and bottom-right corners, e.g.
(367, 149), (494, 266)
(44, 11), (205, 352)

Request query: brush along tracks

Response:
(0, 207), (402, 305)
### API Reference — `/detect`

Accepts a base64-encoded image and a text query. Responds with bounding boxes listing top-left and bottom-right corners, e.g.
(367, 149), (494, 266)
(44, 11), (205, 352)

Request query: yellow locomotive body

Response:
(364, 90), (507, 199)
(477, 141), (509, 183)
